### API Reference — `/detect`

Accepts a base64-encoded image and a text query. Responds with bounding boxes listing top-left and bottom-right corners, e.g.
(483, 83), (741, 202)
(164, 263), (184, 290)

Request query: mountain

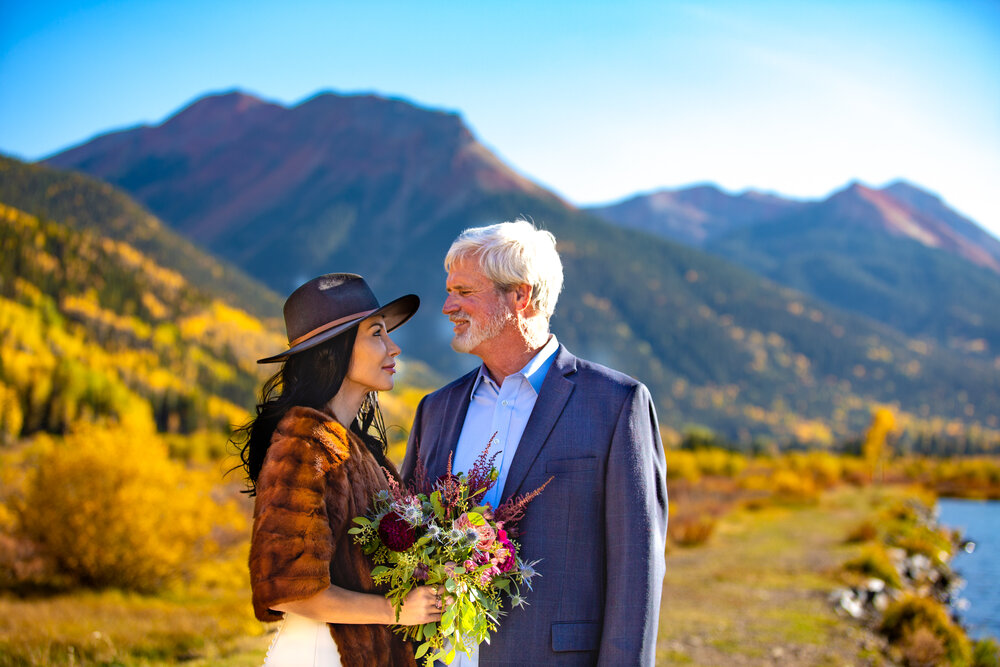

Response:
(589, 181), (1000, 273)
(590, 181), (1000, 357)
(703, 183), (1000, 357)
(42, 90), (1000, 446)
(587, 184), (805, 247)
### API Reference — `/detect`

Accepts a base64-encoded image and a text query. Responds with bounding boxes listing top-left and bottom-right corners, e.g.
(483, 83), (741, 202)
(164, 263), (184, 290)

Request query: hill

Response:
(0, 198), (284, 440)
(705, 183), (1000, 357)
(590, 181), (1000, 358)
(42, 90), (1000, 446)
(0, 155), (283, 320)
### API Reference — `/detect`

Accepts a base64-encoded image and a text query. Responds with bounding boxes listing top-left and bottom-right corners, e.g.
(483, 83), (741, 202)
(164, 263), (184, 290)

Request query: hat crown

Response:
(283, 273), (379, 344)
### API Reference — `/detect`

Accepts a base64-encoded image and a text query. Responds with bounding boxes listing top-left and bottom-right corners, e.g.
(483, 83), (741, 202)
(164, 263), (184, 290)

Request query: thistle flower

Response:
(403, 505), (423, 526)
(510, 592), (529, 609)
(425, 523), (442, 541)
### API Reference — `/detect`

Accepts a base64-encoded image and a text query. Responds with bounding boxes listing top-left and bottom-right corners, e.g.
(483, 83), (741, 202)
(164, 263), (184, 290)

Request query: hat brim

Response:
(257, 293), (420, 364)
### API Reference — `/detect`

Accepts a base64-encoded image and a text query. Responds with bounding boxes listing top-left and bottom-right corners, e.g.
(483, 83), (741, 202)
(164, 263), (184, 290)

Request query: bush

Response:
(973, 638), (1000, 667)
(6, 425), (243, 593)
(880, 595), (971, 666)
(845, 519), (879, 544)
(844, 545), (902, 589)
(668, 514), (717, 547)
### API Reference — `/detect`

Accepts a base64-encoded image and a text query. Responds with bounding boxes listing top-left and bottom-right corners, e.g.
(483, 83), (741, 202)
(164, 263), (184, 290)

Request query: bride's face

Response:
(346, 315), (401, 393)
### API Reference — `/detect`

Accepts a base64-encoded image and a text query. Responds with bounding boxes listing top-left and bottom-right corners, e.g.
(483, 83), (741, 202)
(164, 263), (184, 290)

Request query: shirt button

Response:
(501, 400), (509, 407)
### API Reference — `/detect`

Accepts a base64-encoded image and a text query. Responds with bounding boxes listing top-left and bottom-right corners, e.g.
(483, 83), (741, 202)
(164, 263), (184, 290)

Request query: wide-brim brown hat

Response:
(258, 273), (419, 364)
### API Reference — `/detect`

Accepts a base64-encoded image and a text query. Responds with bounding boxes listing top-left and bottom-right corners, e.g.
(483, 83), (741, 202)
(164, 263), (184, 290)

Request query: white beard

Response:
(450, 303), (512, 353)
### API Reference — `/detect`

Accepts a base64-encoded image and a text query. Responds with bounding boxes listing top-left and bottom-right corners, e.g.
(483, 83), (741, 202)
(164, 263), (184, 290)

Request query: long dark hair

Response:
(232, 326), (392, 496)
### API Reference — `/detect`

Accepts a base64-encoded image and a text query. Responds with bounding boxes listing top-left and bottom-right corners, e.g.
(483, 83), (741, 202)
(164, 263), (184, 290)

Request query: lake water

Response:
(937, 498), (1000, 640)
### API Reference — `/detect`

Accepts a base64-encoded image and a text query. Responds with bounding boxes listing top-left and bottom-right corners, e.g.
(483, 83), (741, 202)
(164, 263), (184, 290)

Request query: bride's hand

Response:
(396, 585), (446, 625)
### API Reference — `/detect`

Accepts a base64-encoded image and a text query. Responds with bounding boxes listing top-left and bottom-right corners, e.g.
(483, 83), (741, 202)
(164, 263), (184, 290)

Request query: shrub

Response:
(845, 519), (879, 544)
(770, 469), (819, 504)
(665, 450), (701, 482)
(900, 626), (946, 667)
(8, 425), (243, 593)
(880, 595), (971, 666)
(973, 638), (1000, 667)
(668, 514), (717, 547)
(843, 545), (902, 589)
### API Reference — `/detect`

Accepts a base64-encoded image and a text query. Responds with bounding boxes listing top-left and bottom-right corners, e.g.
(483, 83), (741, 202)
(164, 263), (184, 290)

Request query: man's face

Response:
(443, 256), (513, 355)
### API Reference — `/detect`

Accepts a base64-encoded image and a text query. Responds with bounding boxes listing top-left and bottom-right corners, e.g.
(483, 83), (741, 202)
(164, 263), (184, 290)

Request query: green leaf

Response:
(352, 516), (372, 527)
(444, 577), (457, 593)
(371, 565), (391, 577)
(493, 577), (510, 591)
(430, 491), (445, 520)
(415, 642), (430, 659)
(422, 621), (436, 638)
(465, 511), (486, 526)
(347, 527), (362, 535)
(444, 647), (456, 663)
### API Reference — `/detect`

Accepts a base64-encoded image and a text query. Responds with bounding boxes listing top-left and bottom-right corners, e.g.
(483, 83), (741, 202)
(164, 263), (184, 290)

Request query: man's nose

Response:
(442, 295), (458, 314)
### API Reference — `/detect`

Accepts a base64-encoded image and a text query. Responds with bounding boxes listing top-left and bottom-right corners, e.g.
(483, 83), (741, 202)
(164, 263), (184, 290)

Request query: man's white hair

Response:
(445, 220), (564, 319)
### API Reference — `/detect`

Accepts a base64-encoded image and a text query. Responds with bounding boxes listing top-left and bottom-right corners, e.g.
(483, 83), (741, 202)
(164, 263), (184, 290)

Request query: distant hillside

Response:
(43, 90), (1000, 446)
(0, 155), (283, 320)
(590, 181), (1000, 358)
(705, 183), (1000, 357)
(0, 199), (287, 440)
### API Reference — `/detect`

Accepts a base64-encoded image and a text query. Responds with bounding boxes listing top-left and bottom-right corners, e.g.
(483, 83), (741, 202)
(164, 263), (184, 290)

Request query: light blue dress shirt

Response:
(446, 335), (559, 667)
(451, 335), (559, 505)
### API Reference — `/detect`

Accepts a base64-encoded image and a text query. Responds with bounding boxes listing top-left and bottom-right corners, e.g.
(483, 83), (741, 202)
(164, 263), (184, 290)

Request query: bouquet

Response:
(349, 440), (551, 664)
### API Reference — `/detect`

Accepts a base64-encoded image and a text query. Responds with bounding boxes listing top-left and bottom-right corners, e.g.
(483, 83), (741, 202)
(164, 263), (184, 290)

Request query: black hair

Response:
(232, 326), (392, 496)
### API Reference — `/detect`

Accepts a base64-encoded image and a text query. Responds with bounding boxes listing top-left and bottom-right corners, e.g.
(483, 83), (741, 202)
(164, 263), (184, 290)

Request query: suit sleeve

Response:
(248, 436), (336, 622)
(400, 395), (427, 486)
(598, 383), (668, 666)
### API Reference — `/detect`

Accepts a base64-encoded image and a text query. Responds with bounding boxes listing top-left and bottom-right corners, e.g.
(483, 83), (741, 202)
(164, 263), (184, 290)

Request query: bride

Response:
(235, 273), (440, 666)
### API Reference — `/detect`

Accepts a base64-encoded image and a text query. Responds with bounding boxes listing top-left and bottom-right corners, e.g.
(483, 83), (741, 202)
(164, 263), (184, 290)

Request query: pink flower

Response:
(464, 559), (476, 571)
(378, 510), (416, 552)
(496, 536), (517, 573)
(455, 512), (497, 550)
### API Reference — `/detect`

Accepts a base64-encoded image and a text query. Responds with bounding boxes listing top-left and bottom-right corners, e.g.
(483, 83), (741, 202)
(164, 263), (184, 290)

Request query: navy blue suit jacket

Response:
(401, 345), (667, 666)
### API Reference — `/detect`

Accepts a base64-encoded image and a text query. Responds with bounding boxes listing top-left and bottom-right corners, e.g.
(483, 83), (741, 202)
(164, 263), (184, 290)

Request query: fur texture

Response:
(249, 406), (415, 666)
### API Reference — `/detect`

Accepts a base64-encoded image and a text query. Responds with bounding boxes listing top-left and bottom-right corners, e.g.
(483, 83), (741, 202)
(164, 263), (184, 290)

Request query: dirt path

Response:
(656, 486), (891, 666)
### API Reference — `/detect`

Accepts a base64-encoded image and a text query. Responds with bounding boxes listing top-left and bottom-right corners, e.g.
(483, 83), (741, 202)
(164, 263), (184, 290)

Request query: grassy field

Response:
(657, 485), (894, 666)
(0, 484), (906, 666)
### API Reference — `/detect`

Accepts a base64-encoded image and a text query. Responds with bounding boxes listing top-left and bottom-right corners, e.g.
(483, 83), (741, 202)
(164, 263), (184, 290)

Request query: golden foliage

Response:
(6, 426), (244, 593)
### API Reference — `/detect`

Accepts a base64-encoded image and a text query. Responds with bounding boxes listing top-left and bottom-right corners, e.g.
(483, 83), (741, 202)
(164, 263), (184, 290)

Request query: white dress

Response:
(263, 612), (343, 667)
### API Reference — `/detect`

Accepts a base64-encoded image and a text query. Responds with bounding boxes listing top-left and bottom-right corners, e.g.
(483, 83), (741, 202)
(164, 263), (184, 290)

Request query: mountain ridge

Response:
(41, 90), (1000, 446)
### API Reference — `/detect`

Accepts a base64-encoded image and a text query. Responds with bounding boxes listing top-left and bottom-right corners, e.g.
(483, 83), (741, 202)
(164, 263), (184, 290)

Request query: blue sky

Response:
(2, 0), (998, 238)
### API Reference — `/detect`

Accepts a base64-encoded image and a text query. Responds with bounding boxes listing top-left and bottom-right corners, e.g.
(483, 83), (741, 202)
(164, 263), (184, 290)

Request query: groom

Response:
(402, 221), (667, 666)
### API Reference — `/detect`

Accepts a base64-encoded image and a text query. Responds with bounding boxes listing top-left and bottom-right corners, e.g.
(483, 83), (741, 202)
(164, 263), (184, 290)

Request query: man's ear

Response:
(511, 283), (532, 313)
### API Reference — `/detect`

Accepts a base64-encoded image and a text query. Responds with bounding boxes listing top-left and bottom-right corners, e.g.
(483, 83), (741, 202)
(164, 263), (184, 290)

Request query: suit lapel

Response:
(498, 346), (577, 502)
(427, 368), (477, 479)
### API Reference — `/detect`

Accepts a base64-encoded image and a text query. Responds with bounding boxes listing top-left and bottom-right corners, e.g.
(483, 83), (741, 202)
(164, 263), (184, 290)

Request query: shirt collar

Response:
(470, 335), (560, 397)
